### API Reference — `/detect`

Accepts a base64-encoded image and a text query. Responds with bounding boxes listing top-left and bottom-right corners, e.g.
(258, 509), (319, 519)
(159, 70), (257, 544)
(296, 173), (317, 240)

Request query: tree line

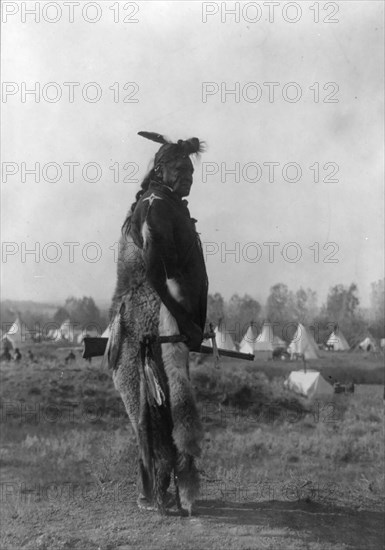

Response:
(1, 279), (383, 346)
(207, 279), (384, 346)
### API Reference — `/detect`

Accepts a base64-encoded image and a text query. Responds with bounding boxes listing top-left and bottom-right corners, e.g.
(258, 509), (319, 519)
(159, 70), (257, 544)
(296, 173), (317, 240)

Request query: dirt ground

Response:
(1, 351), (384, 549)
(2, 488), (384, 550)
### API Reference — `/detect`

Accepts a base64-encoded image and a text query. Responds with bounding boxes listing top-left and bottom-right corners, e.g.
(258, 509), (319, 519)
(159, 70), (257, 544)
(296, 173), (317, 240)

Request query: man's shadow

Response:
(196, 499), (384, 550)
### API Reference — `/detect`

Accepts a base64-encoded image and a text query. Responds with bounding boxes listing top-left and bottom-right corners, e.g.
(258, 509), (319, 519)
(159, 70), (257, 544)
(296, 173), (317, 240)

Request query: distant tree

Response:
(326, 283), (359, 324)
(224, 293), (261, 342)
(321, 283), (366, 345)
(62, 296), (102, 329)
(293, 287), (318, 324)
(206, 293), (225, 327)
(53, 307), (70, 325)
(266, 283), (295, 325)
(369, 279), (385, 339)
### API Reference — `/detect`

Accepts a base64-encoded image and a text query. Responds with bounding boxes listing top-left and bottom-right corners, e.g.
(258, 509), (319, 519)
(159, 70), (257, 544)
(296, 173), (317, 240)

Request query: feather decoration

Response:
(104, 302), (124, 369)
(144, 361), (165, 406)
(137, 131), (169, 145)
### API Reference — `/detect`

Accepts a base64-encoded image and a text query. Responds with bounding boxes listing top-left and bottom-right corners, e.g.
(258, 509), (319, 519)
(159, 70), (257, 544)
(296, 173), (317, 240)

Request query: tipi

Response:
(102, 326), (111, 338)
(288, 323), (319, 360)
(239, 323), (259, 354)
(205, 320), (236, 351)
(3, 315), (27, 345)
(285, 370), (333, 399)
(327, 328), (350, 351)
(240, 321), (274, 353)
(59, 319), (74, 342)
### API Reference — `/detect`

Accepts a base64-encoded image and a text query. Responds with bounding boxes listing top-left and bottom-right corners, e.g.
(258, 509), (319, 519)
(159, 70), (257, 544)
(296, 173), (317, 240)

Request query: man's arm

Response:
(139, 200), (203, 350)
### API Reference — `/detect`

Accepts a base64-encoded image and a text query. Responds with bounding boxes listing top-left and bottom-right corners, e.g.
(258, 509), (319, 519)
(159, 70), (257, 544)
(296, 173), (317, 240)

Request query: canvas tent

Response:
(205, 322), (236, 351)
(59, 319), (75, 342)
(2, 315), (29, 345)
(327, 329), (350, 351)
(285, 370), (334, 399)
(47, 327), (61, 341)
(102, 326), (111, 338)
(240, 321), (274, 353)
(288, 323), (319, 360)
(239, 323), (259, 354)
(358, 335), (378, 352)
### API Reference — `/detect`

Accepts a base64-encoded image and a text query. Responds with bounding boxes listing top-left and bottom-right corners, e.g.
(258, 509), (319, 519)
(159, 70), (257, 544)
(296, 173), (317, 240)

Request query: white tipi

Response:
(3, 315), (27, 345)
(288, 323), (319, 360)
(239, 323), (259, 354)
(327, 328), (350, 351)
(60, 319), (74, 342)
(102, 326), (111, 338)
(205, 320), (236, 351)
(240, 321), (274, 353)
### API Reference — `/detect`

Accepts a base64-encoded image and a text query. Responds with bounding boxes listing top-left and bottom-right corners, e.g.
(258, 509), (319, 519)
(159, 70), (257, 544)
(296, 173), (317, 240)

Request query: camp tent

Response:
(239, 324), (259, 354)
(358, 335), (378, 352)
(240, 321), (274, 353)
(327, 329), (350, 351)
(59, 319), (75, 342)
(2, 315), (29, 345)
(47, 328), (61, 341)
(254, 321), (274, 351)
(288, 323), (319, 360)
(77, 332), (86, 344)
(205, 322), (236, 351)
(285, 370), (334, 399)
(102, 326), (111, 338)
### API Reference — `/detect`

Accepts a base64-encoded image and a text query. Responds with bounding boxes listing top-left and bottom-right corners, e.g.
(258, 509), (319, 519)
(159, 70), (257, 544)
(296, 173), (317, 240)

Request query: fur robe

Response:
(108, 181), (208, 514)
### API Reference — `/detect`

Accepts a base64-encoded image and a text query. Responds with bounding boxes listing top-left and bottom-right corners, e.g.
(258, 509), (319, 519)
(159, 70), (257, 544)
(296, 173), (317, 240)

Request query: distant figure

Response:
(14, 348), (22, 362)
(346, 382), (355, 393)
(0, 348), (12, 361)
(334, 382), (345, 394)
(272, 347), (290, 361)
(27, 350), (37, 363)
(65, 350), (76, 364)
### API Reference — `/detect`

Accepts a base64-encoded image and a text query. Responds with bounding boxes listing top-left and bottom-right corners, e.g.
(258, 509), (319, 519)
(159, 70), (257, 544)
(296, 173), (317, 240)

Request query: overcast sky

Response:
(1, 1), (384, 308)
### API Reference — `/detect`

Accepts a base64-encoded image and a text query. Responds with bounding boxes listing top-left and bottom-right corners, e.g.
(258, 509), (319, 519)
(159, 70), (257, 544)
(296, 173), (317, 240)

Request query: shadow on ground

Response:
(197, 500), (384, 550)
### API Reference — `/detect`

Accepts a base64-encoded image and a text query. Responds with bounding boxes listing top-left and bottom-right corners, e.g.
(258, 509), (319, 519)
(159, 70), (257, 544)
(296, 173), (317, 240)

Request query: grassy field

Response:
(0, 344), (384, 549)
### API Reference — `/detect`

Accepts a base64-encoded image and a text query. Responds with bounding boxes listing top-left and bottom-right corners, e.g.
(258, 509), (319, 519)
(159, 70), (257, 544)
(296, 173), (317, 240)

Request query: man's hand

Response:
(181, 320), (203, 351)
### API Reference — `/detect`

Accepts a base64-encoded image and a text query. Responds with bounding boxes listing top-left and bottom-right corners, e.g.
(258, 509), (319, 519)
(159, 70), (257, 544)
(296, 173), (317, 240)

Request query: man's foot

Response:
(137, 494), (157, 511)
(137, 492), (176, 511)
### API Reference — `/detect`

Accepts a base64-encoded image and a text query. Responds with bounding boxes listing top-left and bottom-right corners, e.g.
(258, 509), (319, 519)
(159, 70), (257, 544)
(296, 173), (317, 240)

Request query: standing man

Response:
(108, 132), (208, 515)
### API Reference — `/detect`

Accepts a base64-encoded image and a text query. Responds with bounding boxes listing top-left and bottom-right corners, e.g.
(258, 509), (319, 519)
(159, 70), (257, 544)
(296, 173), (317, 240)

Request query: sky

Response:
(1, 1), (384, 309)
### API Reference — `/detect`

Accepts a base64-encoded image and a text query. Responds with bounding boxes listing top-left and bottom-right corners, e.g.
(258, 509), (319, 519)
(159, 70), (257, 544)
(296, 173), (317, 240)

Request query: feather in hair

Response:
(137, 131), (169, 145)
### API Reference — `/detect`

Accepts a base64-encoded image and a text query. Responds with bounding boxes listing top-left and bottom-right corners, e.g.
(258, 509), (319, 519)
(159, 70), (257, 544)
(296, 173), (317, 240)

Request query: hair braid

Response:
(121, 168), (157, 237)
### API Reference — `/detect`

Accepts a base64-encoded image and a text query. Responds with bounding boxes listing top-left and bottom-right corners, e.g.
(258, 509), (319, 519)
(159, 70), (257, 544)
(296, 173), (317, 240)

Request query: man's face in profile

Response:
(162, 158), (194, 197)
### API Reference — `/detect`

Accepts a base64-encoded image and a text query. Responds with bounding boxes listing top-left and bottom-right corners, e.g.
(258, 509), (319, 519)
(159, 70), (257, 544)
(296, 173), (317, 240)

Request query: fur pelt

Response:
(109, 234), (203, 514)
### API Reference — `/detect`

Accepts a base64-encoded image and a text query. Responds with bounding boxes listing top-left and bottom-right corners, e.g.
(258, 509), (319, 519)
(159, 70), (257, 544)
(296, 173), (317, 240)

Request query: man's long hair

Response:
(121, 168), (157, 237)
